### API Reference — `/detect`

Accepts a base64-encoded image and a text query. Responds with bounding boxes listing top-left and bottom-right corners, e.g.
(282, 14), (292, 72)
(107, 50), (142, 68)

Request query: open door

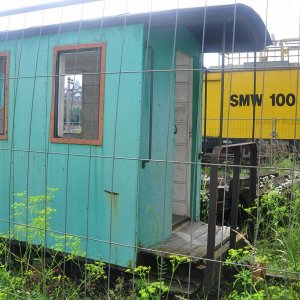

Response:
(172, 52), (194, 225)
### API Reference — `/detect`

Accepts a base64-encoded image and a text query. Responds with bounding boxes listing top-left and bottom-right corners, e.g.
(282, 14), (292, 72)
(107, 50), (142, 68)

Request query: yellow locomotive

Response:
(202, 39), (300, 151)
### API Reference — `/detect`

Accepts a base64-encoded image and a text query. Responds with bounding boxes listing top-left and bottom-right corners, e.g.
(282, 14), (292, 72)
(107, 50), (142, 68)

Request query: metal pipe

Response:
(148, 45), (154, 163)
(252, 52), (257, 141)
(0, 0), (101, 17)
(218, 24), (226, 145)
(142, 45), (154, 168)
(203, 67), (208, 153)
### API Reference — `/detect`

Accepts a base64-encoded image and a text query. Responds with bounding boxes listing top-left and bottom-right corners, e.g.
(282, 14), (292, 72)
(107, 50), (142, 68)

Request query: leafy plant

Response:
(0, 189), (195, 299)
(224, 174), (300, 299)
(200, 174), (210, 222)
(166, 255), (190, 299)
(126, 265), (168, 299)
(0, 189), (112, 299)
(126, 254), (191, 299)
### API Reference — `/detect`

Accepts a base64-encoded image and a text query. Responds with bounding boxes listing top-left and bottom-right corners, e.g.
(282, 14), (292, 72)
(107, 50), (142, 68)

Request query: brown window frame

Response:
(0, 52), (9, 140)
(50, 42), (106, 145)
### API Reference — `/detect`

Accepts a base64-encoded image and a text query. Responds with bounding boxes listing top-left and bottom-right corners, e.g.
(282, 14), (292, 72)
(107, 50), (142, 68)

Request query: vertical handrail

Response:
(229, 147), (241, 249)
(204, 145), (222, 292)
(248, 143), (258, 243)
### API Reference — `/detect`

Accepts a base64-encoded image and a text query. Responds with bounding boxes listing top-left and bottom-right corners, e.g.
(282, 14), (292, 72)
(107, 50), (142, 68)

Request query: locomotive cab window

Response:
(51, 43), (105, 145)
(0, 53), (8, 139)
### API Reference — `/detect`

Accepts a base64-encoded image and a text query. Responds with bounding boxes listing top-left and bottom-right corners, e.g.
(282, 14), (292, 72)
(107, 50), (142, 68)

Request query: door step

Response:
(172, 215), (189, 230)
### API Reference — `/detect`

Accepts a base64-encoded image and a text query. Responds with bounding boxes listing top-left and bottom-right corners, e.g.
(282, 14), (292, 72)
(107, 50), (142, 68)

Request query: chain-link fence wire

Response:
(0, 0), (299, 299)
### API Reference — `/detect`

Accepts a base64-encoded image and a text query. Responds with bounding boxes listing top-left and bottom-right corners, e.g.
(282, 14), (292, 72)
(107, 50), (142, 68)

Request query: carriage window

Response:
(0, 54), (8, 139)
(51, 43), (105, 145)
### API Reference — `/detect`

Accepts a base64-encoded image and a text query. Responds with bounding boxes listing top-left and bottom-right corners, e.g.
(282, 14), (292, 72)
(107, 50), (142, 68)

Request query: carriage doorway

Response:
(172, 52), (194, 224)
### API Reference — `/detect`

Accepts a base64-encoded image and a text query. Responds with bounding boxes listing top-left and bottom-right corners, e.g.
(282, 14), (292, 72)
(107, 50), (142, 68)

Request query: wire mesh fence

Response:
(0, 0), (299, 299)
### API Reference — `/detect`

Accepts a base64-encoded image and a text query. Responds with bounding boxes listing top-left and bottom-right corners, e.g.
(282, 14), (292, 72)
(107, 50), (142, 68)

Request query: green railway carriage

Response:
(0, 4), (269, 268)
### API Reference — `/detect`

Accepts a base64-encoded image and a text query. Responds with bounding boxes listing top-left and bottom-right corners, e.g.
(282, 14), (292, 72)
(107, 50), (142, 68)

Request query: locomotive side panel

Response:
(203, 68), (300, 142)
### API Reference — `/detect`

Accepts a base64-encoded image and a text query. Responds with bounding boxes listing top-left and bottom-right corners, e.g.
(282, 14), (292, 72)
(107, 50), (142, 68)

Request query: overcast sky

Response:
(0, 0), (298, 67)
(0, 0), (299, 41)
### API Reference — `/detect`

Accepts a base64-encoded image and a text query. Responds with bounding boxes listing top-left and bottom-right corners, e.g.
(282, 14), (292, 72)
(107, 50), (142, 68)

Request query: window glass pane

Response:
(57, 49), (101, 140)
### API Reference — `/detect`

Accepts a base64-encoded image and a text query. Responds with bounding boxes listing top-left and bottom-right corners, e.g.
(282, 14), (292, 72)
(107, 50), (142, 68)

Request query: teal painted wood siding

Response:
(0, 24), (144, 268)
(0, 21), (202, 267)
(138, 26), (202, 247)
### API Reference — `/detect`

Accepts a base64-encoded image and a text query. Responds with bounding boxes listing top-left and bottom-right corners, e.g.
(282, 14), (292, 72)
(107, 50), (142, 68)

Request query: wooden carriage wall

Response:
(0, 4), (270, 268)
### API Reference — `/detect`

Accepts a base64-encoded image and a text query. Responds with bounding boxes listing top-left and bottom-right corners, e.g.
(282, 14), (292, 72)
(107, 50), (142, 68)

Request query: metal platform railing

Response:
(204, 142), (258, 292)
